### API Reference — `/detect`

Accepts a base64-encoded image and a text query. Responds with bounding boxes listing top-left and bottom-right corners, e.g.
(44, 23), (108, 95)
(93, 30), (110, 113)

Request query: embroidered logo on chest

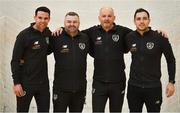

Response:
(79, 43), (86, 50)
(130, 43), (137, 52)
(45, 37), (49, 44)
(60, 44), (69, 53)
(112, 34), (119, 42)
(32, 41), (41, 49)
(146, 42), (154, 49)
(95, 37), (102, 45)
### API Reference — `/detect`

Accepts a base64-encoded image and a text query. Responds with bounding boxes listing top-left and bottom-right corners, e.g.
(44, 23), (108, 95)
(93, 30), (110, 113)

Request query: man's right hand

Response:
(166, 82), (175, 97)
(51, 27), (63, 36)
(13, 84), (25, 97)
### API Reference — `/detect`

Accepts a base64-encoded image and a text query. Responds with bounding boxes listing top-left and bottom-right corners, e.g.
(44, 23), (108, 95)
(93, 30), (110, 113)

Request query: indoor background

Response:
(0, 0), (180, 112)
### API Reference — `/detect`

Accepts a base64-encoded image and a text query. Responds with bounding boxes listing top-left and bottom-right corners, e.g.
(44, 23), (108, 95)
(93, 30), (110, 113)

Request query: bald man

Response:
(81, 6), (132, 112)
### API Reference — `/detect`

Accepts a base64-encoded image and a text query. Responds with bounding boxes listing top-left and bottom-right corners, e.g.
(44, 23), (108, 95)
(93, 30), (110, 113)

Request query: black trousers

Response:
(127, 84), (162, 113)
(92, 80), (126, 113)
(53, 89), (86, 113)
(16, 84), (50, 112)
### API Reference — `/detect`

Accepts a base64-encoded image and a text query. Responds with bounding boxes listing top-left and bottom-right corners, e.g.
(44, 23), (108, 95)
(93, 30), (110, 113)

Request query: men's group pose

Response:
(11, 6), (176, 113)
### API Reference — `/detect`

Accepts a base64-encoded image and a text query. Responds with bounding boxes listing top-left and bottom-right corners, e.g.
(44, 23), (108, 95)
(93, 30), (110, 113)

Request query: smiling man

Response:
(51, 12), (89, 113)
(126, 8), (176, 113)
(11, 6), (52, 112)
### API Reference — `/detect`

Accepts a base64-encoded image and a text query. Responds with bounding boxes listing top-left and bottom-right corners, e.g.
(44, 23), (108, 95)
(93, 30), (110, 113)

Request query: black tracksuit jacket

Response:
(11, 23), (52, 85)
(126, 29), (176, 88)
(83, 24), (132, 83)
(50, 31), (89, 92)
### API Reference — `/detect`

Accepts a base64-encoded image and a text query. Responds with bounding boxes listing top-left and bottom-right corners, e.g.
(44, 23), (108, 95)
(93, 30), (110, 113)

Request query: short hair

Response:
(35, 6), (50, 16)
(65, 12), (79, 17)
(134, 8), (150, 19)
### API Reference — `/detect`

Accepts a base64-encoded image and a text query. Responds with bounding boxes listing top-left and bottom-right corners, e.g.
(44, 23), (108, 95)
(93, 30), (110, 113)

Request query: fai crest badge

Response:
(53, 94), (58, 100)
(146, 42), (154, 49)
(79, 43), (86, 50)
(45, 37), (49, 44)
(112, 34), (119, 42)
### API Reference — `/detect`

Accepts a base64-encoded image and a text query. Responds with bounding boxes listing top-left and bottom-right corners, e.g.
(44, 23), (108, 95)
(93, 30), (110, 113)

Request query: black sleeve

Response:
(10, 32), (25, 85)
(124, 32), (132, 53)
(122, 26), (132, 53)
(49, 36), (56, 53)
(81, 27), (92, 36)
(161, 37), (176, 83)
(47, 36), (54, 55)
(44, 28), (53, 55)
(82, 27), (95, 57)
(88, 36), (94, 57)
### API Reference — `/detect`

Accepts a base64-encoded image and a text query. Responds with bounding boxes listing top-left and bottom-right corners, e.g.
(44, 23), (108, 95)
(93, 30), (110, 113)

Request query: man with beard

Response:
(51, 12), (89, 112)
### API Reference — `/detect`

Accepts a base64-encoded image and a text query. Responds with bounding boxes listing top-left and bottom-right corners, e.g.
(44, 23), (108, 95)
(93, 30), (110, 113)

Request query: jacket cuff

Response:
(169, 80), (175, 84)
(13, 78), (21, 85)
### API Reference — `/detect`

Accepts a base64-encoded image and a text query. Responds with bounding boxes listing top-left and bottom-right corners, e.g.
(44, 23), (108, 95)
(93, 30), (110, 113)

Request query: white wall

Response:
(0, 16), (4, 112)
(0, 0), (180, 112)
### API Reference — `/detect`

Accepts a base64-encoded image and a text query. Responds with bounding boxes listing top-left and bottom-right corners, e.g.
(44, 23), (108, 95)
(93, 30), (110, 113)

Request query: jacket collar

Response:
(97, 23), (118, 32)
(30, 22), (50, 33)
(62, 28), (81, 38)
(135, 27), (152, 36)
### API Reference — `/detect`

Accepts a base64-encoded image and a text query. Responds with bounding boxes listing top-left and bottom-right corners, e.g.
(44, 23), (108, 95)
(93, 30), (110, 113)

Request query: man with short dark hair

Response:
(51, 12), (89, 113)
(11, 6), (51, 112)
(126, 8), (176, 113)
